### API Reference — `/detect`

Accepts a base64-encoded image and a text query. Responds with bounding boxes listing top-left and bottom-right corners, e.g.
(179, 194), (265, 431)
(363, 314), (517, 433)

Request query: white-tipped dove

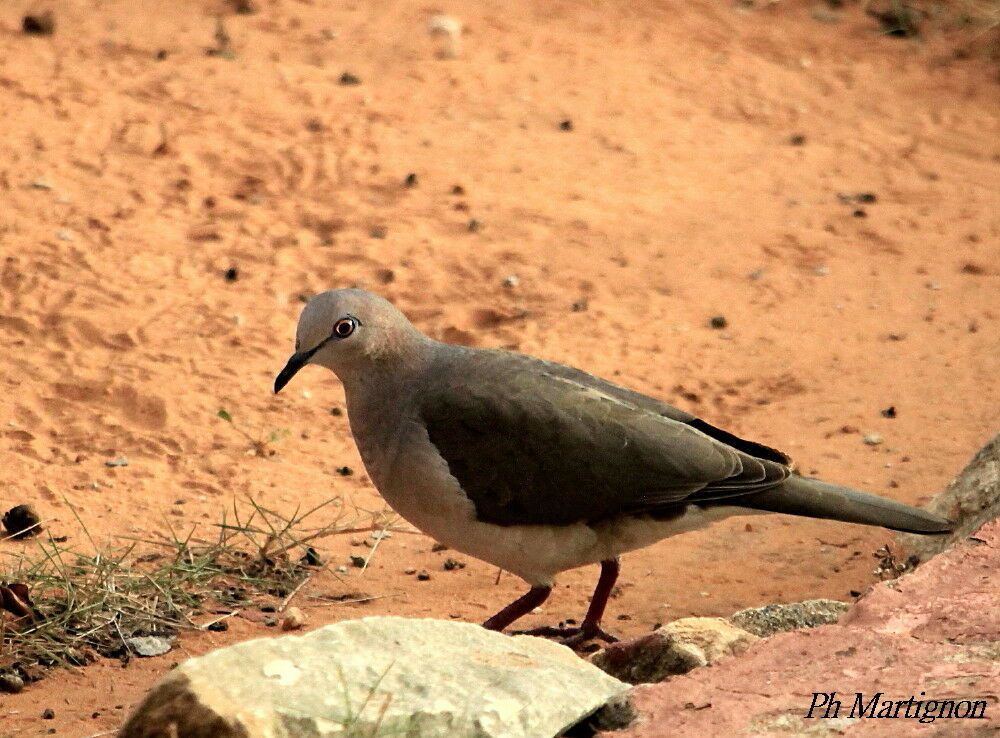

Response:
(274, 289), (951, 644)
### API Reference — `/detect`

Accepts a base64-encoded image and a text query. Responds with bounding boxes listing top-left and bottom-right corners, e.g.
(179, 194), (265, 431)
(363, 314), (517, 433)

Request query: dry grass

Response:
(0, 496), (390, 682)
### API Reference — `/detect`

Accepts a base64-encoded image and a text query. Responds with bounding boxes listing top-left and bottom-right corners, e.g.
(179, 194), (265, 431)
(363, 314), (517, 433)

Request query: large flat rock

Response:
(121, 616), (628, 738)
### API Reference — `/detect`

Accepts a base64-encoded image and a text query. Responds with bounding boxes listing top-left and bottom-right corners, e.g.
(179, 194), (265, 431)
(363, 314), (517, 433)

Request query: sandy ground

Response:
(0, 0), (997, 734)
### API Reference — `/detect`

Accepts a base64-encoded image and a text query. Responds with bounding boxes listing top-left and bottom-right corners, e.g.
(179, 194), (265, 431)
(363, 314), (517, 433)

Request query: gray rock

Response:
(126, 635), (175, 657)
(729, 599), (849, 637)
(588, 617), (757, 684)
(898, 432), (1000, 565)
(120, 616), (627, 738)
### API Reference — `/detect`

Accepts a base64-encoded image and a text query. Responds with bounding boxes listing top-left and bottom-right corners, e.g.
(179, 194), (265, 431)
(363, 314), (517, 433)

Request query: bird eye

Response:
(332, 317), (356, 338)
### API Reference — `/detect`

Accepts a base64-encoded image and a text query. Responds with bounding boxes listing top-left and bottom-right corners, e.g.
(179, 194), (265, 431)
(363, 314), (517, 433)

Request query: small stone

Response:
(281, 607), (308, 631)
(300, 547), (323, 566)
(56, 230), (74, 241)
(330, 407), (343, 416)
(443, 558), (466, 571)
(881, 406), (897, 418)
(502, 274), (520, 288)
(125, 635), (174, 657)
(416, 571), (431, 581)
(0, 673), (24, 693)
(339, 71), (361, 86)
(853, 208), (867, 218)
(403, 173), (418, 188)
(105, 457), (130, 467)
(207, 621), (229, 632)
(404, 567), (417, 575)
(559, 119), (574, 131)
(467, 218), (483, 233)
(431, 542), (449, 552)
(856, 192), (878, 204)
(224, 267), (239, 282)
(813, 266), (829, 276)
(788, 133), (807, 146)
(30, 179), (53, 190)
(336, 466), (353, 476)
(571, 300), (589, 312)
(709, 316), (728, 329)
(3, 504), (42, 538)
(229, 0), (256, 14)
(450, 184), (465, 195)
(41, 708), (55, 719)
(369, 225), (387, 239)
(22, 12), (55, 35)
(863, 433), (884, 446)
(349, 555), (367, 568)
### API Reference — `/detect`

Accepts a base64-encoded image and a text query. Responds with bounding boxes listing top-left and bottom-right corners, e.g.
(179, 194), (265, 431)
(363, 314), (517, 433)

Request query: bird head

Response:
(273, 288), (424, 393)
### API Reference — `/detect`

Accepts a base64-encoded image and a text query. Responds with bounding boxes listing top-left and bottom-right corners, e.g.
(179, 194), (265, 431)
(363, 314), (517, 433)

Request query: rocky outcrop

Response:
(605, 518), (1000, 737)
(120, 616), (628, 738)
(729, 599), (850, 637)
(899, 431), (1000, 564)
(589, 618), (759, 685)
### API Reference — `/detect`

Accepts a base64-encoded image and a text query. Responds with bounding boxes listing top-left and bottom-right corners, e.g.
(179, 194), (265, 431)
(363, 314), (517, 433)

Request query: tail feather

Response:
(739, 476), (953, 535)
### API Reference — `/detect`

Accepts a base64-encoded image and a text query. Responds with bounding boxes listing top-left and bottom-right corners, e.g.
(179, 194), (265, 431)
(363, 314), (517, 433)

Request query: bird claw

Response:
(511, 623), (619, 647)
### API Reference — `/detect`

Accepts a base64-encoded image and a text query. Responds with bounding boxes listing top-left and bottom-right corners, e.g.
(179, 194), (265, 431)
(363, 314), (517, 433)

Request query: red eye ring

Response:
(333, 318), (356, 338)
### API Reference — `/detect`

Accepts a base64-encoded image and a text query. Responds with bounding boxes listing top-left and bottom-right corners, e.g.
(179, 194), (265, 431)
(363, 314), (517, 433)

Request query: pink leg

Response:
(512, 559), (621, 646)
(482, 585), (551, 632)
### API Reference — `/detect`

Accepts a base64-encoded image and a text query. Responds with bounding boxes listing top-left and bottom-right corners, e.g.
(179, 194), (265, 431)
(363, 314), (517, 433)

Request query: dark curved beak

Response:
(274, 341), (326, 394)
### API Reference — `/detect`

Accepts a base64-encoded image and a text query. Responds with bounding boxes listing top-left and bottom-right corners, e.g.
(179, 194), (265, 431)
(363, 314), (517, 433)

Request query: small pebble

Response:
(349, 555), (367, 568)
(300, 547), (323, 566)
(281, 606), (308, 631)
(431, 542), (449, 552)
(339, 71), (361, 86)
(571, 300), (588, 312)
(224, 267), (239, 282)
(404, 567), (417, 575)
(443, 558), (466, 571)
(0, 673), (24, 693)
(709, 316), (728, 329)
(813, 266), (829, 276)
(881, 406), (897, 418)
(369, 225), (387, 239)
(105, 457), (130, 467)
(206, 621), (229, 632)
(330, 407), (343, 416)
(41, 708), (55, 719)
(558, 119), (574, 131)
(451, 184), (466, 195)
(403, 173), (418, 188)
(336, 466), (353, 476)
(502, 274), (520, 288)
(788, 134), (807, 146)
(2, 504), (42, 538)
(863, 433), (884, 446)
(852, 209), (867, 218)
(467, 218), (483, 233)
(22, 12), (55, 35)
(56, 230), (74, 241)
(416, 571), (431, 581)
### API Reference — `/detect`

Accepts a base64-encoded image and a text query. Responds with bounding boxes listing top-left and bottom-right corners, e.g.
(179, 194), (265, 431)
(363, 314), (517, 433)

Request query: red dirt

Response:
(0, 0), (997, 734)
